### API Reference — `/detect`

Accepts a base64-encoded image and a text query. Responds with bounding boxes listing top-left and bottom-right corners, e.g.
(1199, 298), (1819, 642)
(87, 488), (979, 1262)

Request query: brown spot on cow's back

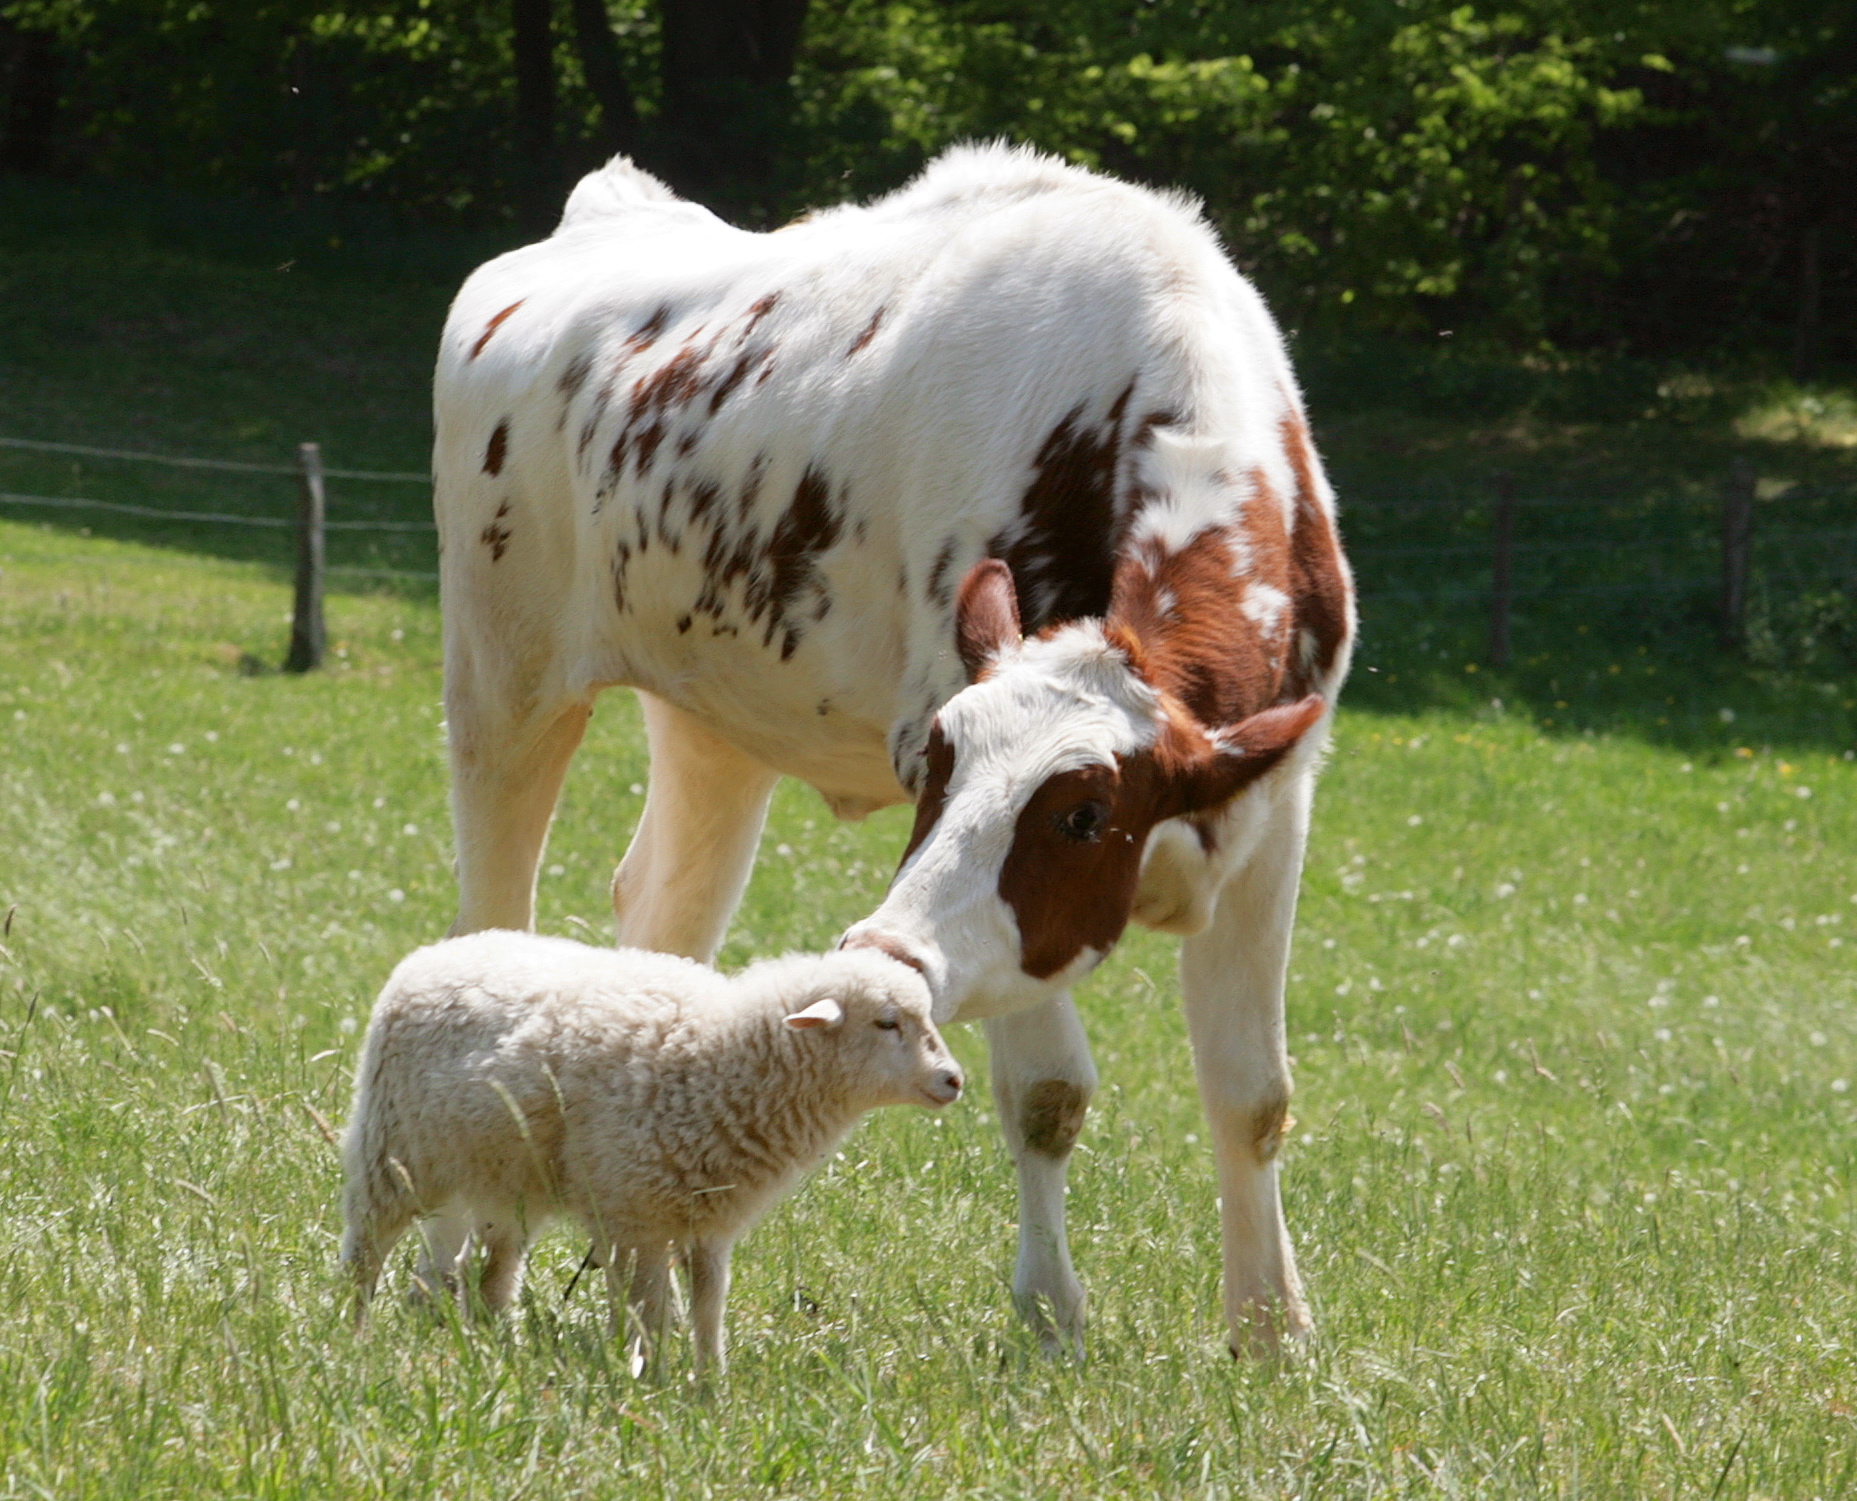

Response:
(482, 421), (509, 476)
(743, 292), (781, 333)
(469, 301), (525, 360)
(846, 306), (886, 356)
(991, 383), (1136, 630)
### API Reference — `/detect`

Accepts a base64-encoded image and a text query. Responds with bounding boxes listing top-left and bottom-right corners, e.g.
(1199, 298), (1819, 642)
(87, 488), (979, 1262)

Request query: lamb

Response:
(339, 931), (962, 1370)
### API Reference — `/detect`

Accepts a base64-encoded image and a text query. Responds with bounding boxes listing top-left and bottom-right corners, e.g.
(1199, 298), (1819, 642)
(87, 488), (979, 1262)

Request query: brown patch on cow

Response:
(762, 466), (842, 659)
(743, 292), (780, 334)
(557, 353), (593, 400)
(676, 614), (692, 634)
(630, 303), (673, 349)
(1020, 1079), (1089, 1157)
(996, 696), (1323, 980)
(707, 348), (764, 413)
(954, 559), (1021, 681)
(480, 500), (513, 562)
(1109, 523), (1279, 730)
(990, 382), (1136, 630)
(927, 538), (961, 608)
(898, 723), (956, 866)
(1250, 1091), (1292, 1162)
(482, 421), (509, 476)
(847, 306), (886, 356)
(1279, 411), (1352, 688)
(469, 301), (524, 360)
(839, 930), (927, 978)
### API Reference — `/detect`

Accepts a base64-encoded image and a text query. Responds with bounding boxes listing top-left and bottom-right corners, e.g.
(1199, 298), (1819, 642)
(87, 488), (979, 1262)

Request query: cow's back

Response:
(433, 145), (1318, 811)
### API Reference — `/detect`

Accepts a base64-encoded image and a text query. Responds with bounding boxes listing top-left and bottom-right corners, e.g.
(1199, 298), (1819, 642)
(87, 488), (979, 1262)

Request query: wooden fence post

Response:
(1720, 458), (1755, 651)
(284, 441), (326, 673)
(1488, 471), (1516, 670)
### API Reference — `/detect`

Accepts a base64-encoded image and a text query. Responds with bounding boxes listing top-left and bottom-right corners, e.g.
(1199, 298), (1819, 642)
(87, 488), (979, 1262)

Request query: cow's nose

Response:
(838, 929), (929, 978)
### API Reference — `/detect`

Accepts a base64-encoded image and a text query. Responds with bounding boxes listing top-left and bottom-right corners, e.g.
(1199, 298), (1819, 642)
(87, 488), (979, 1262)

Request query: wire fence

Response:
(3, 431), (1854, 671)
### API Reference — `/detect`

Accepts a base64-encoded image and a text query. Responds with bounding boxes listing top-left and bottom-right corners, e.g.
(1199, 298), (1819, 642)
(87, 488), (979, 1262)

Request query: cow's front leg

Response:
(1180, 787), (1314, 1356)
(612, 692), (780, 961)
(448, 692), (592, 936)
(985, 992), (1097, 1355)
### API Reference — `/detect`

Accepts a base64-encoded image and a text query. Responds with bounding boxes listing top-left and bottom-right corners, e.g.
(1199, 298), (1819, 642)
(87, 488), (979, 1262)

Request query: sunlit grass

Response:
(4, 517), (1856, 1496)
(1736, 385), (1857, 450)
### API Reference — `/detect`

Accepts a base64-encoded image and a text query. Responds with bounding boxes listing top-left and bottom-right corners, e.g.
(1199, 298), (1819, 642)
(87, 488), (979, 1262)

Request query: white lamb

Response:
(339, 932), (961, 1370)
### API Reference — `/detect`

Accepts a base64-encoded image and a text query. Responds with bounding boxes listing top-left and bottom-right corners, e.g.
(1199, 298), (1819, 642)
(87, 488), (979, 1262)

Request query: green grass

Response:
(3, 514), (1856, 1497)
(3, 173), (1857, 1495)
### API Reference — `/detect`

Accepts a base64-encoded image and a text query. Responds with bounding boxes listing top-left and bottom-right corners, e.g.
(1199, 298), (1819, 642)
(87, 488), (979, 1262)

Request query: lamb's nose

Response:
(937, 1068), (964, 1100)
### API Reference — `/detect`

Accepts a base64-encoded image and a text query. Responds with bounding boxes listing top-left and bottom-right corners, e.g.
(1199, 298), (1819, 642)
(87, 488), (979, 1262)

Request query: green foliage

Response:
(1, 0), (1851, 354)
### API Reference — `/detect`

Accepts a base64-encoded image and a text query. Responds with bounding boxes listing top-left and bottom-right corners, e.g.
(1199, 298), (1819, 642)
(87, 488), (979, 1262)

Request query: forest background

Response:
(0, 0), (1851, 375)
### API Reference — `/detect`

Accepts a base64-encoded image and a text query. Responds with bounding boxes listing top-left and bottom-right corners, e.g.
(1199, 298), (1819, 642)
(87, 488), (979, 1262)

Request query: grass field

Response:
(3, 174), (1857, 1496)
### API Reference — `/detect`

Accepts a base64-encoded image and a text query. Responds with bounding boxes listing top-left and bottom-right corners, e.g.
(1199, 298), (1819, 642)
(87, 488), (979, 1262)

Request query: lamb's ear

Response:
(954, 559), (1021, 681)
(1171, 695), (1327, 816)
(785, 997), (844, 1031)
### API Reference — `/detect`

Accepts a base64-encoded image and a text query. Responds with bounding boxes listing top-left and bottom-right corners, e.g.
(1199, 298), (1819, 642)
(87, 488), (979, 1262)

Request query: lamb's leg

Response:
(605, 1242), (674, 1374)
(475, 1220), (531, 1315)
(686, 1238), (734, 1376)
(411, 1208), (473, 1310)
(446, 658), (592, 935)
(612, 693), (780, 961)
(985, 992), (1098, 1356)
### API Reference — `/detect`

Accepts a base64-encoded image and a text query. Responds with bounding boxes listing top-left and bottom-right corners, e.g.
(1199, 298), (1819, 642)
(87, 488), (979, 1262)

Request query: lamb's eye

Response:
(874, 1015), (901, 1031)
(1055, 800), (1108, 843)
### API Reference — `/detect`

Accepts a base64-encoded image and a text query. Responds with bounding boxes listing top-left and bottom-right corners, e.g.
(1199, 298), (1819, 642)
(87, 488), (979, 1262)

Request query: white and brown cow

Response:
(433, 144), (1354, 1355)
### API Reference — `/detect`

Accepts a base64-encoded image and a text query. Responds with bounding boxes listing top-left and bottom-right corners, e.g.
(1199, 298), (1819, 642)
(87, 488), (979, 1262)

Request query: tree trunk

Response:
(1791, 225), (1821, 381)
(568, 0), (639, 159)
(0, 19), (62, 175)
(657, 0), (809, 218)
(512, 0), (560, 234)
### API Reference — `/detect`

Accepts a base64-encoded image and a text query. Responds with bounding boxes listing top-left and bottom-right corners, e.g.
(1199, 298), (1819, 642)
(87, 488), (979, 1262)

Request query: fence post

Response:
(1719, 458), (1755, 651)
(1488, 472), (1516, 670)
(284, 442), (326, 673)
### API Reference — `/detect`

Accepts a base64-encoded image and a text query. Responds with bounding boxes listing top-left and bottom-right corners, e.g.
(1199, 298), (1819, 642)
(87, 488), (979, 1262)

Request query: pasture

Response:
(2, 520), (1855, 1496)
(3, 176), (1857, 1495)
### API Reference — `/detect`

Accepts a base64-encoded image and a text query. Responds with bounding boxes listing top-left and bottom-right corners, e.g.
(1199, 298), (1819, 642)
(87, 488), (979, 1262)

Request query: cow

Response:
(432, 143), (1355, 1357)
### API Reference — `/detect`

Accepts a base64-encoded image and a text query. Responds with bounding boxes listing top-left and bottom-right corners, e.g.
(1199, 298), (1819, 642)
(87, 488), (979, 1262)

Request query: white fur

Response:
(340, 935), (960, 1372)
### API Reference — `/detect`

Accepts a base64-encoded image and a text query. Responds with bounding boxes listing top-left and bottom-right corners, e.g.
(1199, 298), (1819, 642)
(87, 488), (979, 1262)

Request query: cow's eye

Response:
(1055, 800), (1109, 843)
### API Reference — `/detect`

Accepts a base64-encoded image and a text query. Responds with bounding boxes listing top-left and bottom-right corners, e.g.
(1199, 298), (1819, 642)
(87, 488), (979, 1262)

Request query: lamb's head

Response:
(781, 950), (963, 1110)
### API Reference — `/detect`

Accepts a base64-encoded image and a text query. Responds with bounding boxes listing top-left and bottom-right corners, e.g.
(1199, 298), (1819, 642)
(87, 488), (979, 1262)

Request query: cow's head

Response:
(841, 559), (1325, 1022)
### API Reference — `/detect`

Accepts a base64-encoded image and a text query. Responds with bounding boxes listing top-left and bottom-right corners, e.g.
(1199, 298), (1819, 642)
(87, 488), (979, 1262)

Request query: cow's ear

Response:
(1171, 695), (1326, 815)
(954, 559), (1022, 681)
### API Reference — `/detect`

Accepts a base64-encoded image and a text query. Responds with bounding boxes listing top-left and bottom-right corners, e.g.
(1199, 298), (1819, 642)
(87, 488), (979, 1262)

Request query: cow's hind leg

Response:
(1180, 784), (1315, 1357)
(612, 693), (780, 961)
(985, 992), (1098, 1355)
(448, 683), (592, 935)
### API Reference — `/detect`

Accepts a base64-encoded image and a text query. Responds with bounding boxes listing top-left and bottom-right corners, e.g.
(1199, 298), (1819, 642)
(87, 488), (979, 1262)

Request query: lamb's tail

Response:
(338, 1016), (415, 1313)
(557, 155), (693, 232)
